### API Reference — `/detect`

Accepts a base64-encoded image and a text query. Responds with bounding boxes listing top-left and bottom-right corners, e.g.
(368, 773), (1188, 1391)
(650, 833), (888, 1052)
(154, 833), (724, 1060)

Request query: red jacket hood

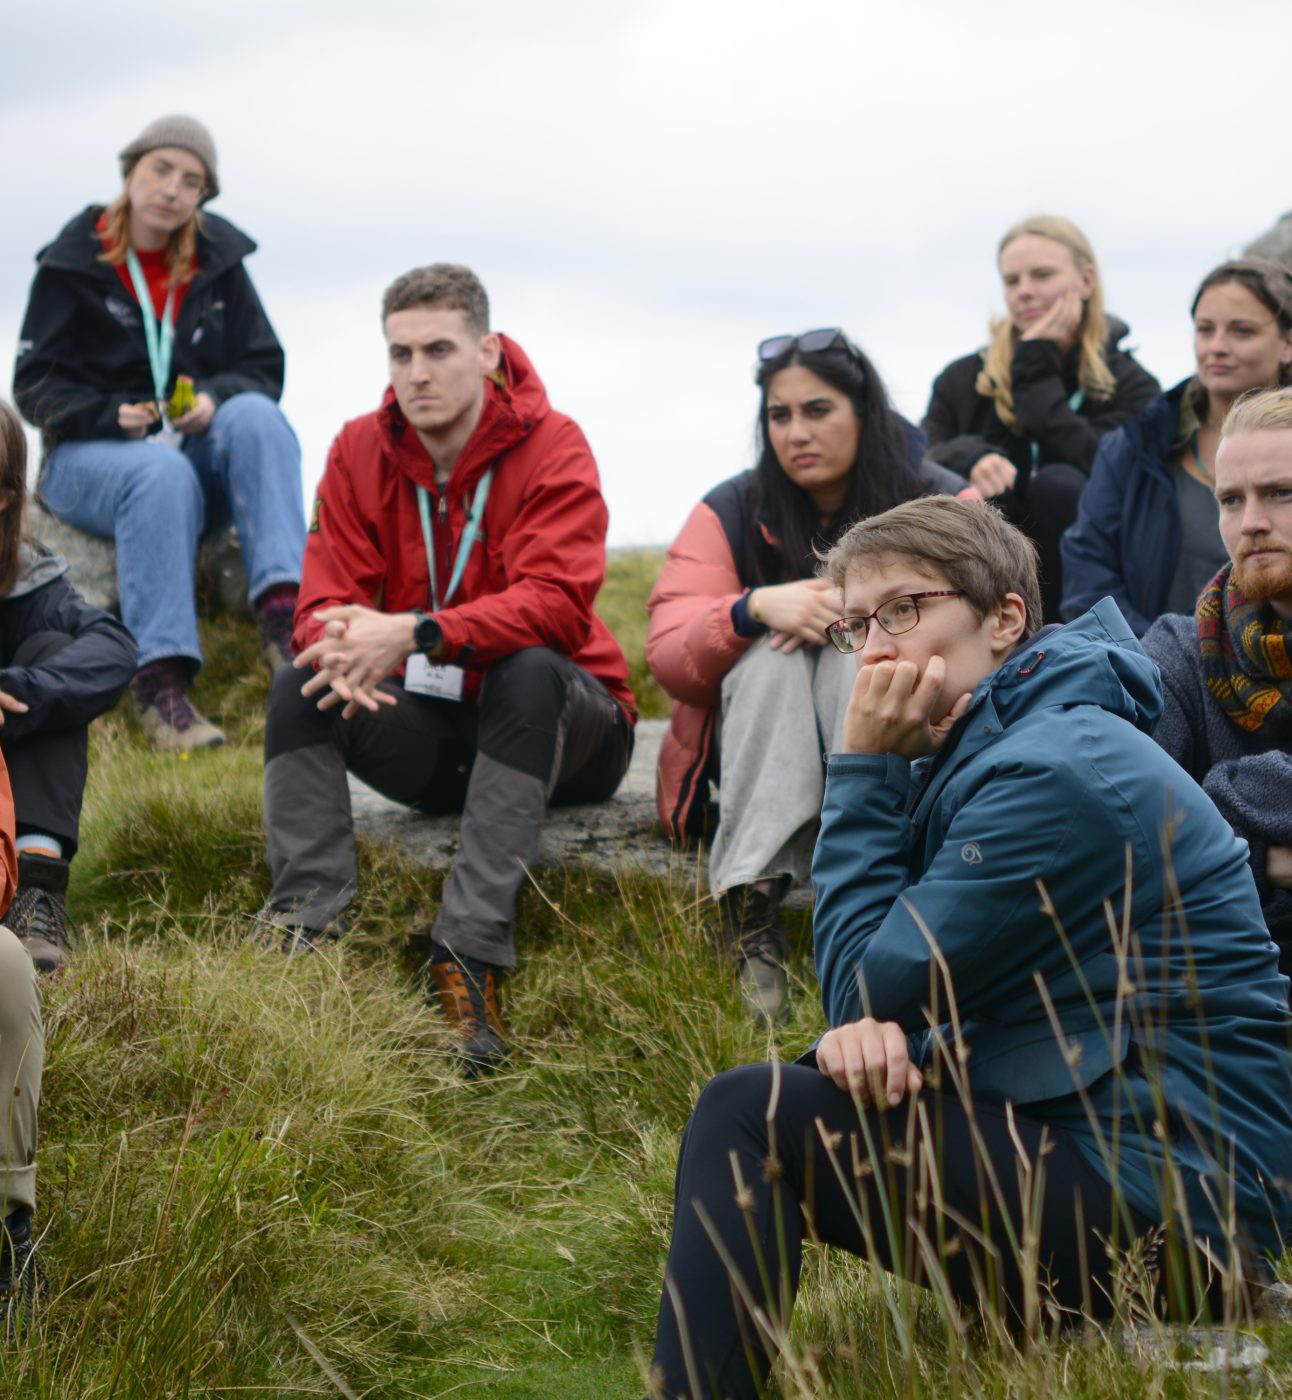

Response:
(375, 334), (551, 493)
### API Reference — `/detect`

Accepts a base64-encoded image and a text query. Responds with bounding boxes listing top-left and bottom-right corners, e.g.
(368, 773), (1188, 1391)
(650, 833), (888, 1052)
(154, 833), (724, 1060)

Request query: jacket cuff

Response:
(1011, 337), (1065, 382)
(826, 751), (912, 799)
(731, 590), (769, 638)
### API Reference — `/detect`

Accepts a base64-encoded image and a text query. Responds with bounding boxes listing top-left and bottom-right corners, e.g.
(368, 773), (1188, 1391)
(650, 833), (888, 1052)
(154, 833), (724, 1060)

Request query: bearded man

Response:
(1144, 384), (1292, 974)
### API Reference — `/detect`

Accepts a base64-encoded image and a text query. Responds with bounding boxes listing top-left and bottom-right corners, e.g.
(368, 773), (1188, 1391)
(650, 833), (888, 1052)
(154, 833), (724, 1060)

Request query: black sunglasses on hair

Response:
(756, 327), (850, 361)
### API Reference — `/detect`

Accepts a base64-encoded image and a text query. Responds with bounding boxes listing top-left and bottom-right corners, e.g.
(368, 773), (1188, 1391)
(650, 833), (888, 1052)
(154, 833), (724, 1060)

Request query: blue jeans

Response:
(40, 392), (305, 671)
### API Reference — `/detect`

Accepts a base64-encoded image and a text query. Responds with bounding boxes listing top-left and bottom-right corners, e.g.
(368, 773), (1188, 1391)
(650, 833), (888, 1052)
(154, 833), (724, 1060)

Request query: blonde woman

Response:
(13, 116), (304, 750)
(923, 215), (1159, 619)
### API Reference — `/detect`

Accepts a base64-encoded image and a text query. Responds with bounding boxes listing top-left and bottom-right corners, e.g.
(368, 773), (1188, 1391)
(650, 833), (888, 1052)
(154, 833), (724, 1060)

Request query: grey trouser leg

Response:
(262, 650), (631, 962)
(262, 665), (475, 930)
(433, 648), (631, 968)
(707, 638), (855, 895)
(0, 927), (42, 1216)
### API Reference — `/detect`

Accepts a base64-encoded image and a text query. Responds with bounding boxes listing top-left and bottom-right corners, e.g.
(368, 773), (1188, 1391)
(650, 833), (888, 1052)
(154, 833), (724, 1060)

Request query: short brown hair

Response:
(1221, 384), (1292, 438)
(822, 496), (1042, 638)
(381, 263), (489, 335)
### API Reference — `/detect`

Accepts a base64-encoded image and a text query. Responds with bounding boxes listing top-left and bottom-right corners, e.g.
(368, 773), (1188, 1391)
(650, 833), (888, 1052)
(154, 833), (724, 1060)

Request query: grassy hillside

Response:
(3, 553), (1288, 1397)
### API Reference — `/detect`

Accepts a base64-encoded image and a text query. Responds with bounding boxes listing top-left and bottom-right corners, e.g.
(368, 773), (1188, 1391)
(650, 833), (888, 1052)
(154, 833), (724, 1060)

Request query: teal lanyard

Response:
(416, 471), (493, 613)
(124, 247), (176, 406)
(1029, 387), (1085, 471)
(1187, 430), (1214, 483)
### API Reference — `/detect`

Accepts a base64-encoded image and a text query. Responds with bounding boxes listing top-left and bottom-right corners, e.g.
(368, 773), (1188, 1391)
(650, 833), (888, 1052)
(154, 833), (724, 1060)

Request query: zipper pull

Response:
(439, 491), (448, 523)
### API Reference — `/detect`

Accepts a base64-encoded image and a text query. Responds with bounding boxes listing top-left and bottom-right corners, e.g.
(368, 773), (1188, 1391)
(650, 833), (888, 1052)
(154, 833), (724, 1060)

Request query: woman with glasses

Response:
(12, 115), (305, 751)
(923, 215), (1159, 621)
(649, 497), (1292, 1399)
(1062, 259), (1292, 634)
(647, 329), (972, 1023)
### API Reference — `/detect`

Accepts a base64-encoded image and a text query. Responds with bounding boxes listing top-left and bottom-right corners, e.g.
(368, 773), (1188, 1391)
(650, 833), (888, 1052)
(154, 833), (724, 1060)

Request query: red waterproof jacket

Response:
(296, 336), (635, 719)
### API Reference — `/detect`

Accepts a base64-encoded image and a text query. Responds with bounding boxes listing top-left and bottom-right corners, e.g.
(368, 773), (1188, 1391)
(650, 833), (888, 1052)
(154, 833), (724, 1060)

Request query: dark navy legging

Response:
(651, 1062), (1153, 1400)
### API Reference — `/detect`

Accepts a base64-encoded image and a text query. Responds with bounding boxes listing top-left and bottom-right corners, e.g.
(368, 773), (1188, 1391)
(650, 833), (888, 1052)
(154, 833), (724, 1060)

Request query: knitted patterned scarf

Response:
(1196, 565), (1292, 736)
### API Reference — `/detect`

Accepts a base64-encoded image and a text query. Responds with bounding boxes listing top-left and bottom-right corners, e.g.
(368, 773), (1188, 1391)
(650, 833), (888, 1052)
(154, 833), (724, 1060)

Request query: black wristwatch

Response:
(412, 609), (443, 655)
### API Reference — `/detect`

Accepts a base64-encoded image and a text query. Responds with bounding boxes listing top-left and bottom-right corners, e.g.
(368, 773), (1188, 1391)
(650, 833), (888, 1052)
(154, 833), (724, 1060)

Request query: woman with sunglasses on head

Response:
(923, 215), (1159, 621)
(1062, 259), (1292, 634)
(647, 329), (974, 1024)
(12, 115), (305, 751)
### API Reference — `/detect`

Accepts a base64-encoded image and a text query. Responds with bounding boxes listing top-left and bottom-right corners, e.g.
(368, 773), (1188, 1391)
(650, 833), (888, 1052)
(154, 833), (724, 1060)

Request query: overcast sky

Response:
(2, 0), (1286, 546)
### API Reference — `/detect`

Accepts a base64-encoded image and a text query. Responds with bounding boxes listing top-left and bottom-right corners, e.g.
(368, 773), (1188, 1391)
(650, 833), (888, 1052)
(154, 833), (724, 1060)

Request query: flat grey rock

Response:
(349, 717), (681, 877)
(348, 718), (812, 909)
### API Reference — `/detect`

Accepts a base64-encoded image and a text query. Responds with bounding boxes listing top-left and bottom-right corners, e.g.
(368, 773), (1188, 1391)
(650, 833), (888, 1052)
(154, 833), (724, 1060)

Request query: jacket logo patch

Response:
(960, 842), (983, 865)
(104, 294), (140, 328)
(309, 498), (321, 533)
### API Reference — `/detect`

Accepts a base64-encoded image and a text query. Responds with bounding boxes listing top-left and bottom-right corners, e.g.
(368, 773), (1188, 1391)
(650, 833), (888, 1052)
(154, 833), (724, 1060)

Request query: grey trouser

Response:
(0, 926), (42, 1216)
(707, 638), (854, 895)
(262, 647), (632, 967)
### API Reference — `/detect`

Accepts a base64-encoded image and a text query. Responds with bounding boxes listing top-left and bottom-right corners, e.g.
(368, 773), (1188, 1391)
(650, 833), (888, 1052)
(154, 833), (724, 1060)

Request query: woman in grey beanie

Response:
(12, 116), (305, 750)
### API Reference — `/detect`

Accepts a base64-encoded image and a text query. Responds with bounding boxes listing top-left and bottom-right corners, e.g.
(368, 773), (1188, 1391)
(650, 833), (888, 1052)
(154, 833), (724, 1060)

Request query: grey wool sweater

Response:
(1143, 612), (1292, 961)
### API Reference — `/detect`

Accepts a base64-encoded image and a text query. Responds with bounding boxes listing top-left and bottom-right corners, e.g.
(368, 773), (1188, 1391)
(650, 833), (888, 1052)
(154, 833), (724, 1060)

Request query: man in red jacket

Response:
(257, 264), (635, 1073)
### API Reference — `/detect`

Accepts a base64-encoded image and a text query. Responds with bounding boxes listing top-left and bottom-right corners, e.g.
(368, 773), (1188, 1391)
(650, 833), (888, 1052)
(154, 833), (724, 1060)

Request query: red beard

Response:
(1233, 547), (1292, 606)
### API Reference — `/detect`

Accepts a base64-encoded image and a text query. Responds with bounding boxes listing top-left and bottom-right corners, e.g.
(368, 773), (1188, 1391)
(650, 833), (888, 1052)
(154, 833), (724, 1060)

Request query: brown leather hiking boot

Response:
(426, 943), (508, 1076)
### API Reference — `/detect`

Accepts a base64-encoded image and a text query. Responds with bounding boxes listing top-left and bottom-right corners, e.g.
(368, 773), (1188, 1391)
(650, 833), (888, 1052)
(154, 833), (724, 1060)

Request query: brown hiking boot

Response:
(426, 943), (508, 1076)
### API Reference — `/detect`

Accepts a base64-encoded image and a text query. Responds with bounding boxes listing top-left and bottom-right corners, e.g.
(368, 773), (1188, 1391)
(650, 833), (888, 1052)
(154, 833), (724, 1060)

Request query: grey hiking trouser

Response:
(0, 927), (42, 1216)
(262, 646), (633, 967)
(707, 638), (854, 895)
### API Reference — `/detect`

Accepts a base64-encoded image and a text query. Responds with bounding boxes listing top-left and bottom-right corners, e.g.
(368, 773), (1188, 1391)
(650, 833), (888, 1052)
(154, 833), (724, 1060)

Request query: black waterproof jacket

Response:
(922, 318), (1160, 478)
(13, 206), (285, 448)
(0, 544), (137, 742)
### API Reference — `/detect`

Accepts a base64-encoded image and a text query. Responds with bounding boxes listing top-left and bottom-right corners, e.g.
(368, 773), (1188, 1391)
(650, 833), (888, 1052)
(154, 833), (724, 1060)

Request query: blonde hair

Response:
(97, 188), (201, 287)
(975, 215), (1117, 434)
(1221, 384), (1292, 438)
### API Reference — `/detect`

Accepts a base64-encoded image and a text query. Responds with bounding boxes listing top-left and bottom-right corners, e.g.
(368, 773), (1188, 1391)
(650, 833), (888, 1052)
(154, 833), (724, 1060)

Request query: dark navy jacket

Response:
(13, 206), (285, 449)
(0, 545), (137, 741)
(812, 599), (1292, 1260)
(1059, 382), (1188, 634)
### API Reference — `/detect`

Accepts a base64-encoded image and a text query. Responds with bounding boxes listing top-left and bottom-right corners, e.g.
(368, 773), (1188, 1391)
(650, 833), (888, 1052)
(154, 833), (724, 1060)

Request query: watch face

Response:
(416, 615), (441, 651)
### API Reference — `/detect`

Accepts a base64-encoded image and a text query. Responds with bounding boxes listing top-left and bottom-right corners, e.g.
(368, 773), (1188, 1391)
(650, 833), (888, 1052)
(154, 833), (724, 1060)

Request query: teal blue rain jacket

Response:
(812, 598), (1292, 1259)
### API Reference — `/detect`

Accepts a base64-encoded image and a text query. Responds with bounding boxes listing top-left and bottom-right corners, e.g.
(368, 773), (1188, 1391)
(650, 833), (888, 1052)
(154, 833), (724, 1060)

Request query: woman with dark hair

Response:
(0, 401), (136, 971)
(12, 115), (304, 750)
(924, 215), (1160, 620)
(1062, 259), (1292, 635)
(647, 330), (971, 1022)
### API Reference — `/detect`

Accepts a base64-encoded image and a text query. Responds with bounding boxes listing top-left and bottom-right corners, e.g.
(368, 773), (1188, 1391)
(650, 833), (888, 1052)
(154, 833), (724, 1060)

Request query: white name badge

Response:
(404, 653), (465, 702)
(157, 420), (183, 449)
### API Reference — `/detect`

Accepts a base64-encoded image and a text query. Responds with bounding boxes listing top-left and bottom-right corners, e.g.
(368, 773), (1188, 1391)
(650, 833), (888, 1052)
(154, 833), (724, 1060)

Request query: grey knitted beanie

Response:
(119, 115), (219, 202)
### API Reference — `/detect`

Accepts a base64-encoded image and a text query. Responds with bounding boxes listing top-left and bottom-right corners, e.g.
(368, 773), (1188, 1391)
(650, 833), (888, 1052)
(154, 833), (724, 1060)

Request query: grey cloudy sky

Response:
(2, 0), (1286, 545)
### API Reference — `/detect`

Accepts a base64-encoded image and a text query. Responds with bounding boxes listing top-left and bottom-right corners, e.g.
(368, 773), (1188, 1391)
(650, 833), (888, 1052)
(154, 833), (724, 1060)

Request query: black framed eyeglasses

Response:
(824, 591), (965, 653)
